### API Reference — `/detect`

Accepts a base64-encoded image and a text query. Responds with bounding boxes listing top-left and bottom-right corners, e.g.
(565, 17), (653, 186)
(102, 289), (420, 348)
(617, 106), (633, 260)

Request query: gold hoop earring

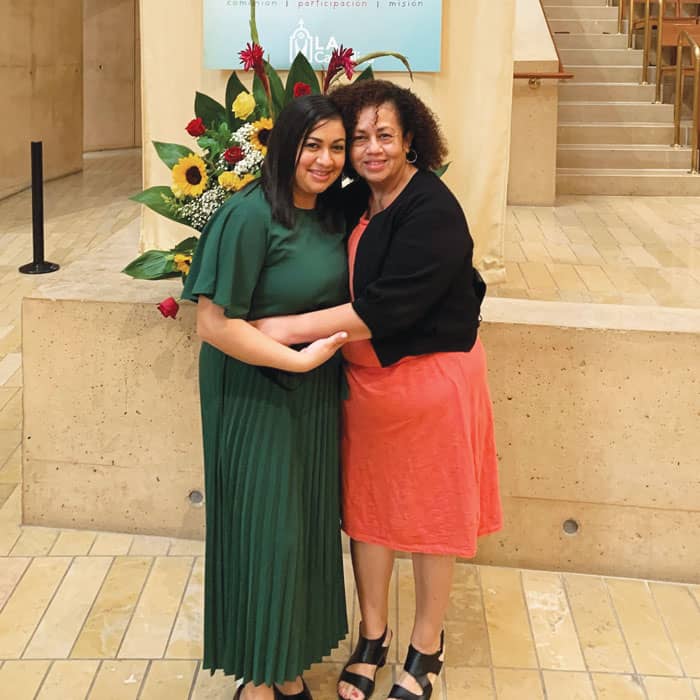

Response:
(406, 148), (418, 164)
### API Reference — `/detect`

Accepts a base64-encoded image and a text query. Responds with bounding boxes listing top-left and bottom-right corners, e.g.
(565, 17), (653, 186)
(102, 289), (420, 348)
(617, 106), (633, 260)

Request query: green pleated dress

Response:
(181, 184), (349, 685)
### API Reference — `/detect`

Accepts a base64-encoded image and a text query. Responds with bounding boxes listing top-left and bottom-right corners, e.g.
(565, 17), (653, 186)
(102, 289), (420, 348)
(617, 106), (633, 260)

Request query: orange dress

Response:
(341, 216), (503, 557)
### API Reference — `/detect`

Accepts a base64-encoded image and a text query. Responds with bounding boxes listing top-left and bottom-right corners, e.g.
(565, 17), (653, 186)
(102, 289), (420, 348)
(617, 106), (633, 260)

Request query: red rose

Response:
(293, 82), (312, 98)
(157, 297), (179, 319)
(224, 146), (245, 164)
(186, 118), (206, 137)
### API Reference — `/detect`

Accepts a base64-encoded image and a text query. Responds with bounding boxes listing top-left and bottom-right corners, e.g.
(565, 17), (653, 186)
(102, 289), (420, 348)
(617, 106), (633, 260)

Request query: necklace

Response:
(368, 167), (417, 217)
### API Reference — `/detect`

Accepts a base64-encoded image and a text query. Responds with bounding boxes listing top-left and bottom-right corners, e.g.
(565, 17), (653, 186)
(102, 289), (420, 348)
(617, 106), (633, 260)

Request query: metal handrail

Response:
(618, 1), (655, 79)
(674, 30), (700, 172)
(513, 72), (574, 80)
(655, 0), (700, 101)
(618, 0), (625, 35)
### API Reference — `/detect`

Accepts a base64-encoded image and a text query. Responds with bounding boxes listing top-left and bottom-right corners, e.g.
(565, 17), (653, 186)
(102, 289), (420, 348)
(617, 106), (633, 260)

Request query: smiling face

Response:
(349, 102), (413, 187)
(292, 117), (346, 209)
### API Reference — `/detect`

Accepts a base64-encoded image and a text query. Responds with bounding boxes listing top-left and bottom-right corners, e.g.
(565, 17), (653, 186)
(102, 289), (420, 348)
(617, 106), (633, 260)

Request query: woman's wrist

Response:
(279, 346), (309, 373)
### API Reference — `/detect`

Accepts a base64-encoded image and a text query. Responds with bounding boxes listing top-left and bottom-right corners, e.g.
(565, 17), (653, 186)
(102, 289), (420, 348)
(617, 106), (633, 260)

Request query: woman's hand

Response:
(293, 332), (348, 372)
(251, 316), (293, 344)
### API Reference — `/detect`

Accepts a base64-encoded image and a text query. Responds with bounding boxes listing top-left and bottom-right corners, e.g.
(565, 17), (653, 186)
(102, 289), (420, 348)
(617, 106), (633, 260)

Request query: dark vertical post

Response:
(19, 141), (59, 275)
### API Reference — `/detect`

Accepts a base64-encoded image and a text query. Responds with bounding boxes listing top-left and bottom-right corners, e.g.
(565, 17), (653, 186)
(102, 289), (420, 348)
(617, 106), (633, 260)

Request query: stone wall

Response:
(1, 0), (83, 199)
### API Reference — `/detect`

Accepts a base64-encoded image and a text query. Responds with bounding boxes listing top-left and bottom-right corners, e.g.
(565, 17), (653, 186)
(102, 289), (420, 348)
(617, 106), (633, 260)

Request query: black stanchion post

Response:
(19, 141), (59, 275)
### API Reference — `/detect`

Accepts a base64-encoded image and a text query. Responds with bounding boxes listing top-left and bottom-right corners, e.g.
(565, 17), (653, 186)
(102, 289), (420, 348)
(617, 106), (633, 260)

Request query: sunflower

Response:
(218, 171), (256, 192)
(173, 253), (192, 275)
(250, 118), (274, 156)
(172, 154), (208, 198)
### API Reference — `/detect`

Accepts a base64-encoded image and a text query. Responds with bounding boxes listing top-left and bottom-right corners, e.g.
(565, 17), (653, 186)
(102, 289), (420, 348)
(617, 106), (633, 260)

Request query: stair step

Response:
(549, 17), (620, 33)
(558, 101), (674, 122)
(557, 168), (700, 195)
(560, 81), (656, 101)
(555, 33), (629, 49)
(569, 65), (644, 82)
(560, 48), (644, 66)
(544, 5), (618, 19)
(557, 122), (686, 146)
(558, 143), (693, 169)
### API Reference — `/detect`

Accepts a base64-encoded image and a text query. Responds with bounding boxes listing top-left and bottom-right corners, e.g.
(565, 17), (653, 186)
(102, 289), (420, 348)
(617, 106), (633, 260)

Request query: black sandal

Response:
(389, 631), (444, 700)
(233, 679), (312, 700)
(337, 625), (391, 700)
(274, 678), (312, 699)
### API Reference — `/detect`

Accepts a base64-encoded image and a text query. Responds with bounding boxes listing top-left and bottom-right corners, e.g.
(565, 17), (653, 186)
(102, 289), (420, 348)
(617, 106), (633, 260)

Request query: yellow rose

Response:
(218, 172), (255, 192)
(232, 91), (256, 120)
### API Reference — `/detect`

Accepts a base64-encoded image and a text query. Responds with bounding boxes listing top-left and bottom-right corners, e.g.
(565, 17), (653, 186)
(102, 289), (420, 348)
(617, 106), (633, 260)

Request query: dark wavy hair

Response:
(261, 94), (344, 229)
(329, 80), (448, 178)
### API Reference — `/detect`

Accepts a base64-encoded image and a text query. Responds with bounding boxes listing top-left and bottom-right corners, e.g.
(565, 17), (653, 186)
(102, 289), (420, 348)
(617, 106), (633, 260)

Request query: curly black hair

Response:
(329, 79), (448, 175)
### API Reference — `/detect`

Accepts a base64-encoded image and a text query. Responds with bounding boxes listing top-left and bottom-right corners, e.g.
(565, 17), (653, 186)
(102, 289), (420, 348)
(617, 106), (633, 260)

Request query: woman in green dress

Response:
(182, 95), (350, 700)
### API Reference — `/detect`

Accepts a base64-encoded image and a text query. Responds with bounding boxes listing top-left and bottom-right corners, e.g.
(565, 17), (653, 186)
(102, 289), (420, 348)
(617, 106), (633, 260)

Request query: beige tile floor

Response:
(500, 198), (700, 308)
(1, 153), (700, 698)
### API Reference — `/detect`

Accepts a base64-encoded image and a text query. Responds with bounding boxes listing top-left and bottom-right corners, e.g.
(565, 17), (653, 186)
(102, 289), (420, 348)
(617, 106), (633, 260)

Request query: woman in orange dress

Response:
(255, 80), (502, 700)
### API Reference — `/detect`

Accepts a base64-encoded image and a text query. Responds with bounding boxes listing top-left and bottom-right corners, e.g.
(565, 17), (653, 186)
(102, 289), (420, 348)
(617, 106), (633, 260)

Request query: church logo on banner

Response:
(204, 0), (442, 72)
(289, 20), (340, 65)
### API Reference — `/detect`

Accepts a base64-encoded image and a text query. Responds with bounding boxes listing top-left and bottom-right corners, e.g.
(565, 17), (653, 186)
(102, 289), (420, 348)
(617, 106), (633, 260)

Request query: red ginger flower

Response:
(323, 45), (356, 93)
(239, 42), (271, 112)
(157, 297), (179, 319)
(186, 117), (206, 137)
(239, 42), (264, 72)
(293, 82), (312, 98)
(224, 146), (244, 164)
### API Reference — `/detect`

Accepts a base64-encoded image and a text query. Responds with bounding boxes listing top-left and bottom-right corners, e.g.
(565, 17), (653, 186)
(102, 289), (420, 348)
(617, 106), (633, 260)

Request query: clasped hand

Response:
(252, 316), (348, 372)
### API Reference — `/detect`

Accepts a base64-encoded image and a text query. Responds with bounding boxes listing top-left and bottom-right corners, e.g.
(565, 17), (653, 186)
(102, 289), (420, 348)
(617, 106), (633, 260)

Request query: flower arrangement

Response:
(123, 0), (411, 293)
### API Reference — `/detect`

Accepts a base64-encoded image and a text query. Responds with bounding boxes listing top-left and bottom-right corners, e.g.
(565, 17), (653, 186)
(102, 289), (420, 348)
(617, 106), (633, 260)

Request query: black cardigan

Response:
(343, 170), (483, 367)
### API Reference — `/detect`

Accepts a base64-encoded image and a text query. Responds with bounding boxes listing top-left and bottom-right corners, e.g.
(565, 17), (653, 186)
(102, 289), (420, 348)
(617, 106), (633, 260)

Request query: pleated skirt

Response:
(198, 343), (348, 685)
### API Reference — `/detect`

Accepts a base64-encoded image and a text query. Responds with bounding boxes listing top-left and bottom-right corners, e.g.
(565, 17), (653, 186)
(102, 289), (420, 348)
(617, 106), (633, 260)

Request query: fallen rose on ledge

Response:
(157, 297), (180, 319)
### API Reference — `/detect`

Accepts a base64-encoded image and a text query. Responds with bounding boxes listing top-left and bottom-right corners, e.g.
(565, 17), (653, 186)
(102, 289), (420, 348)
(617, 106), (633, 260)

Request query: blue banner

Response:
(204, 0), (442, 72)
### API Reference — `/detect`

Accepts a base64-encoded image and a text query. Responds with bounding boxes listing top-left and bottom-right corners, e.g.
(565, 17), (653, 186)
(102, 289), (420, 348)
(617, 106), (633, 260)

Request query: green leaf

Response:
(355, 65), (375, 82)
(218, 122), (232, 141)
(194, 92), (228, 129)
(122, 251), (179, 280)
(172, 236), (199, 255)
(130, 186), (185, 225)
(354, 52), (414, 80)
(197, 135), (222, 153)
(266, 62), (285, 119)
(152, 142), (193, 169)
(433, 162), (451, 178)
(252, 75), (270, 118)
(285, 52), (321, 105)
(225, 71), (249, 129)
(253, 62), (284, 119)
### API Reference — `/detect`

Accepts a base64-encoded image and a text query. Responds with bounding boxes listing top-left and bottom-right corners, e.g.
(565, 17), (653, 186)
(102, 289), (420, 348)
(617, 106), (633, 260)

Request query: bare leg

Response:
(338, 540), (395, 700)
(390, 553), (454, 698)
(276, 676), (305, 695)
(239, 676), (304, 698)
(239, 682), (275, 699)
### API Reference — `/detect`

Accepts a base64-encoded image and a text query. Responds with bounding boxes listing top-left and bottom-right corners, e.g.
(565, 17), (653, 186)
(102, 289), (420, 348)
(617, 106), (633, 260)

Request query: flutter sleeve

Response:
(181, 189), (270, 318)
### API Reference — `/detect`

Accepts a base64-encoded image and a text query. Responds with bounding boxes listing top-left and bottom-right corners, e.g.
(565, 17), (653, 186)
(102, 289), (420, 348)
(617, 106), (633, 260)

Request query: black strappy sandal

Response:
(274, 678), (312, 699)
(389, 631), (444, 700)
(233, 679), (312, 700)
(337, 625), (391, 700)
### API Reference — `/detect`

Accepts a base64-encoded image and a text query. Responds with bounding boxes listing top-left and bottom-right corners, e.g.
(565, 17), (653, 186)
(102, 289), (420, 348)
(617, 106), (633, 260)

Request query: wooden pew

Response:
(654, 1), (700, 101)
(624, 0), (700, 83)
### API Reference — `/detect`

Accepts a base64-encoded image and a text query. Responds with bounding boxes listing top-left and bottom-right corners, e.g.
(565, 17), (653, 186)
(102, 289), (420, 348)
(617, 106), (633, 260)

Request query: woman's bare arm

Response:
(196, 296), (347, 371)
(252, 302), (371, 345)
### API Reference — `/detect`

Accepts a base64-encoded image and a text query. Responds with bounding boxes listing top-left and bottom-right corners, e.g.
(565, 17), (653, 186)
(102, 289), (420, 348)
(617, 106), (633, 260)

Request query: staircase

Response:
(542, 0), (700, 195)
